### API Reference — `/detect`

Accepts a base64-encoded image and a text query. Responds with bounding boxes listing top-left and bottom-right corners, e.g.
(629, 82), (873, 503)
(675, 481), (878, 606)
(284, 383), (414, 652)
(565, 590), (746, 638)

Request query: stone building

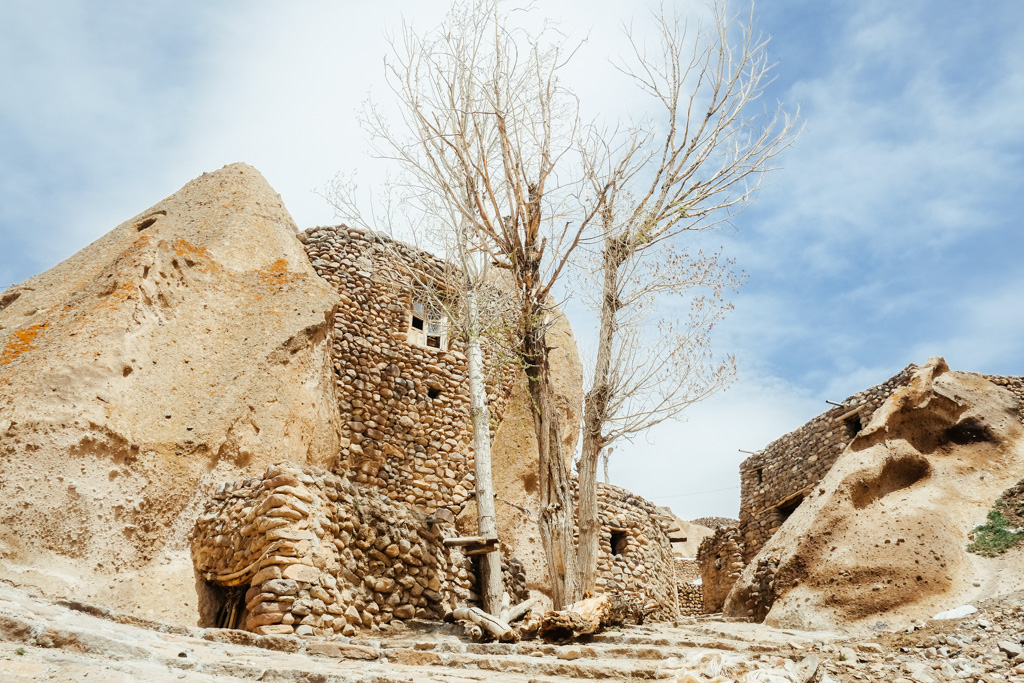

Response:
(189, 223), (683, 635)
(697, 364), (1024, 613)
(192, 462), (473, 636)
(736, 365), (920, 562)
(299, 224), (519, 515)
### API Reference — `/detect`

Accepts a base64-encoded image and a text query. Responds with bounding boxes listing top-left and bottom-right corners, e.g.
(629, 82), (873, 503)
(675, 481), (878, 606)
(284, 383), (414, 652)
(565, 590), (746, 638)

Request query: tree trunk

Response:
(524, 310), (581, 609)
(466, 287), (504, 616)
(578, 236), (622, 594)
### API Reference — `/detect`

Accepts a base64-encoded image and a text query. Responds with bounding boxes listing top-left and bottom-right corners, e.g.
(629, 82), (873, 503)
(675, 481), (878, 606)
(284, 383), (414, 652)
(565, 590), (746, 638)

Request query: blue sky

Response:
(2, 1), (1022, 521)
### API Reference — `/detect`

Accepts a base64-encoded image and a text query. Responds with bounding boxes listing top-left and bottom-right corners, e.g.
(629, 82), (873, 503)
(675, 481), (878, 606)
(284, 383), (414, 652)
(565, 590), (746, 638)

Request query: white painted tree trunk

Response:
(466, 287), (503, 616)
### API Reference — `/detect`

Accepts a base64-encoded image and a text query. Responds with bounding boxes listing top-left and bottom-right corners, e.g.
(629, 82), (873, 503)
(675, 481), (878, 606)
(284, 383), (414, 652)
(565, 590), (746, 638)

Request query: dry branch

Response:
(452, 606), (519, 642)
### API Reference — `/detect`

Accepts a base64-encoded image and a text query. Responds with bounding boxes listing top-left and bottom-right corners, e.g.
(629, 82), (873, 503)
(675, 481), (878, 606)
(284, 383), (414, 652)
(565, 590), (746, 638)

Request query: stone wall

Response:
(736, 365), (919, 562)
(590, 483), (678, 621)
(696, 526), (745, 614)
(299, 225), (517, 516)
(673, 558), (703, 617)
(191, 462), (472, 637)
(674, 558), (700, 583)
(296, 225), (677, 620)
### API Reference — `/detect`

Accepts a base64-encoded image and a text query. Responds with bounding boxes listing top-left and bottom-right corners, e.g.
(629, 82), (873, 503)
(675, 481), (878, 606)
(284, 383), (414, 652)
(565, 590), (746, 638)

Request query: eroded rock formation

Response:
(0, 163), (342, 625)
(724, 357), (1024, 629)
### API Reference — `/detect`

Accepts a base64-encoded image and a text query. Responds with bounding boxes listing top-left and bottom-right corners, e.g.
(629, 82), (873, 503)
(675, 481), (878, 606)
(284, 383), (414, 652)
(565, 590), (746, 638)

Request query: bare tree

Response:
(349, 0), (613, 608)
(329, 0), (600, 610)
(575, 3), (799, 592)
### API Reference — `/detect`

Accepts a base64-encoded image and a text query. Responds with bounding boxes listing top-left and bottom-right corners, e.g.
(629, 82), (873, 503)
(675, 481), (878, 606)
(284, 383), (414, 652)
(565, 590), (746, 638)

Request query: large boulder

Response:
(0, 163), (341, 626)
(724, 357), (1024, 630)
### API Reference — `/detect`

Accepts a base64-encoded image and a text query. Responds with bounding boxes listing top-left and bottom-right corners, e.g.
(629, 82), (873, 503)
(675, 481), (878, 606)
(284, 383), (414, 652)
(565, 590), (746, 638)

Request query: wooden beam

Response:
(464, 545), (499, 556)
(759, 485), (814, 514)
(836, 405), (864, 422)
(443, 536), (498, 547)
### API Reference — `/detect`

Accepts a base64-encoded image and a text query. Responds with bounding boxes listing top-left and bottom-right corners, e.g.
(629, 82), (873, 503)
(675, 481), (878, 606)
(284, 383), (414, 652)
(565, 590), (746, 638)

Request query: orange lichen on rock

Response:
(256, 258), (302, 287)
(173, 239), (219, 273)
(0, 322), (49, 365)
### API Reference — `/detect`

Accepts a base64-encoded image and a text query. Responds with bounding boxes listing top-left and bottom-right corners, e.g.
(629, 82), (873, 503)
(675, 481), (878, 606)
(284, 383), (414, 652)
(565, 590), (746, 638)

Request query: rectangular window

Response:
(409, 296), (447, 350)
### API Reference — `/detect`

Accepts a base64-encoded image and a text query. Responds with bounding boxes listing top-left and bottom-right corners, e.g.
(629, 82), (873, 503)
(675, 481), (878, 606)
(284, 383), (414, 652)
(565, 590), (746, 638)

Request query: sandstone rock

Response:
(726, 358), (1024, 629)
(282, 564), (320, 583)
(0, 163), (342, 626)
(306, 641), (378, 660)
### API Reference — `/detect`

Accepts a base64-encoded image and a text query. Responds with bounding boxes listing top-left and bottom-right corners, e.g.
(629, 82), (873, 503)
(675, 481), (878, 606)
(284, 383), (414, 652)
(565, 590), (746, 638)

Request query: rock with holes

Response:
(0, 163), (341, 627)
(724, 357), (1024, 630)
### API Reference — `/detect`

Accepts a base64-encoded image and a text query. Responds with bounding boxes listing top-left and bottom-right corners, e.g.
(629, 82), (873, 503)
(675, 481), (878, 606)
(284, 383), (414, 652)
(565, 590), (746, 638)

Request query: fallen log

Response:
(539, 610), (593, 643)
(499, 592), (511, 623)
(451, 606), (519, 643)
(539, 594), (642, 643)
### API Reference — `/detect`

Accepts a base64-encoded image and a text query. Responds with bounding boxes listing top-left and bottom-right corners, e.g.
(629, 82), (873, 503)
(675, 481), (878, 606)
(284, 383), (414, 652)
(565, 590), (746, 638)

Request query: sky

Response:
(2, 1), (1023, 521)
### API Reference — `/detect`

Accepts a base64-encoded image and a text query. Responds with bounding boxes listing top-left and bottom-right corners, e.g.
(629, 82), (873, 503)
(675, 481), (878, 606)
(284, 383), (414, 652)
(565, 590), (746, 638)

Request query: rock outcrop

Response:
(725, 357), (1024, 630)
(0, 163), (342, 626)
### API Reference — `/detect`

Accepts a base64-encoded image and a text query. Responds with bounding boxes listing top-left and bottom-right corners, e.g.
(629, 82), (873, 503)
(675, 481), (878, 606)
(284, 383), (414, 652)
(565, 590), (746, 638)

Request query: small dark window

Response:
(845, 414), (862, 438)
(427, 387), (441, 400)
(610, 530), (629, 556)
(426, 335), (441, 348)
(757, 468), (763, 484)
(777, 495), (804, 523)
(412, 316), (424, 331)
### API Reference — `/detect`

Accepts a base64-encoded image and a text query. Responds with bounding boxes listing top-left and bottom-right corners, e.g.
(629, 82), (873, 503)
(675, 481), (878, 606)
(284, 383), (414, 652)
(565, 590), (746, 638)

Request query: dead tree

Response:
(334, 0), (605, 608)
(575, 2), (799, 593)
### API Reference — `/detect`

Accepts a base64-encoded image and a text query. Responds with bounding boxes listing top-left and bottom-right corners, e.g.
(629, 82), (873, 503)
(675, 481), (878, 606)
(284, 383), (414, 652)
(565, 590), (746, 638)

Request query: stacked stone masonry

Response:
(292, 226), (680, 624)
(696, 526), (745, 614)
(299, 225), (518, 515)
(674, 558), (700, 583)
(673, 558), (703, 617)
(191, 462), (473, 637)
(586, 482), (678, 621)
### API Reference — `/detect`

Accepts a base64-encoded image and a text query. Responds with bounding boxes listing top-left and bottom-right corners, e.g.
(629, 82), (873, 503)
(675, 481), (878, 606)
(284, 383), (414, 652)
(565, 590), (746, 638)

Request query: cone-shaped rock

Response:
(724, 357), (1024, 630)
(0, 163), (341, 625)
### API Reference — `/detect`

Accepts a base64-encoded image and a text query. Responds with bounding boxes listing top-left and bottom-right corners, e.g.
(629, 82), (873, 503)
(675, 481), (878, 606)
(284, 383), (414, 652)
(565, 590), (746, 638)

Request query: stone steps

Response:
(384, 647), (667, 680)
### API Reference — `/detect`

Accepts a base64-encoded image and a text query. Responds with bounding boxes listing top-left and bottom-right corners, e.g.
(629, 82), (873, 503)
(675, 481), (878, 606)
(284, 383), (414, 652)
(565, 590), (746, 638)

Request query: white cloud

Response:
(611, 366), (822, 520)
(3, 0), (1024, 519)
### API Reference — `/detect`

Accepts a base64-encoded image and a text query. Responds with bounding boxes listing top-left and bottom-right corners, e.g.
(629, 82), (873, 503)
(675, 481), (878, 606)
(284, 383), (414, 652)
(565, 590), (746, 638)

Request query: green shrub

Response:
(967, 508), (1024, 557)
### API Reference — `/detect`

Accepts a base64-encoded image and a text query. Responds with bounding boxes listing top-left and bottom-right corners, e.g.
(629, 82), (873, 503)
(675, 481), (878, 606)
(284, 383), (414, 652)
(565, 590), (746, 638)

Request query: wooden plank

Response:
(464, 545), (500, 556)
(836, 405), (864, 422)
(443, 536), (498, 547)
(759, 485), (814, 514)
